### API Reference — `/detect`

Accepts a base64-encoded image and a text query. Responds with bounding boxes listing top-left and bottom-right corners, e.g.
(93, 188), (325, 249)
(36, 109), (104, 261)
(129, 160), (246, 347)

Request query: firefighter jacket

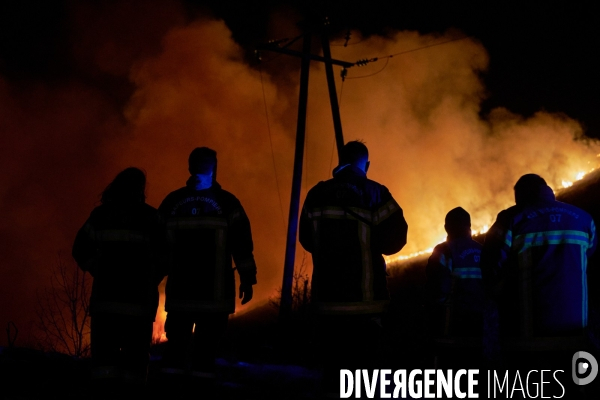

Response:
(426, 237), (484, 337)
(158, 179), (257, 314)
(481, 189), (597, 338)
(299, 165), (408, 315)
(72, 202), (164, 319)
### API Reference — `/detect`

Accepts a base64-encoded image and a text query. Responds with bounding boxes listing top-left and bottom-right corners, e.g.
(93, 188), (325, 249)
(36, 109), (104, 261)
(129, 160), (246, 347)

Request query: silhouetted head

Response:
(101, 167), (146, 204)
(339, 140), (370, 173)
(444, 207), (471, 239)
(514, 174), (552, 206)
(189, 147), (217, 176)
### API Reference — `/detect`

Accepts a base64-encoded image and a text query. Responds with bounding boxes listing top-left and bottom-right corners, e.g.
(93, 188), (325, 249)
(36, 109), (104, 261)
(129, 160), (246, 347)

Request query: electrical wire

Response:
(346, 57), (390, 80)
(345, 35), (470, 79)
(328, 79), (345, 175)
(256, 32), (470, 193)
(304, 119), (308, 198)
(385, 35), (469, 58)
(330, 29), (363, 46)
(331, 38), (365, 47)
(256, 34), (305, 65)
(258, 66), (287, 234)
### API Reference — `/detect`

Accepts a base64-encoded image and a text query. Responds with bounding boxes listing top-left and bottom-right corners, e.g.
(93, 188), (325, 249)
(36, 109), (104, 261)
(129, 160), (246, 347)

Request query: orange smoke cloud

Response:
(122, 19), (296, 311)
(302, 30), (600, 258)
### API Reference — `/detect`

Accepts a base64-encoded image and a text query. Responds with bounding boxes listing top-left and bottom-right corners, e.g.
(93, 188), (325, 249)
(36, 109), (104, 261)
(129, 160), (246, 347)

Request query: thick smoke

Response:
(120, 19), (297, 337)
(302, 30), (600, 257)
(1, 3), (598, 345)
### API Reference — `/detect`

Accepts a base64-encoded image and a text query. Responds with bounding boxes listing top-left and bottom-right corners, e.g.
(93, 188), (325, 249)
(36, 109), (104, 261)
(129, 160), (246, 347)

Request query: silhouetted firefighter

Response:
(158, 147), (257, 395)
(299, 140), (408, 397)
(72, 167), (165, 395)
(481, 174), (598, 394)
(425, 207), (484, 368)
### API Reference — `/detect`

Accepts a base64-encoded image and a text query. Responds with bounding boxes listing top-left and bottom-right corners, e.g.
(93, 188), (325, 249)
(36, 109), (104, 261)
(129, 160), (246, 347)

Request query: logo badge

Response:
(572, 351), (598, 385)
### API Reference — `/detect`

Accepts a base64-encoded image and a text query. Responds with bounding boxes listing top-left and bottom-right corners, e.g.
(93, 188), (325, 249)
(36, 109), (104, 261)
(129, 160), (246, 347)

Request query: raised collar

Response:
(185, 176), (222, 191)
(332, 164), (366, 178)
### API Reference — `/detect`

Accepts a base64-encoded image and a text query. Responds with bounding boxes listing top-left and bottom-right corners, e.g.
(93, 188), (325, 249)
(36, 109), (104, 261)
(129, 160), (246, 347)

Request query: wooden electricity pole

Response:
(281, 32), (311, 321)
(257, 23), (354, 320)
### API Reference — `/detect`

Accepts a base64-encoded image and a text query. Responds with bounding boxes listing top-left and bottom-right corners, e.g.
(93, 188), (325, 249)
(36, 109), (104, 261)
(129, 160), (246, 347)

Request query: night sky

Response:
(1, 1), (599, 347)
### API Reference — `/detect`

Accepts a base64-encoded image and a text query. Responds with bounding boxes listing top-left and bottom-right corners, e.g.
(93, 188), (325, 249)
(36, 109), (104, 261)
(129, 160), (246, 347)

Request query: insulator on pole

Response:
(341, 67), (348, 82)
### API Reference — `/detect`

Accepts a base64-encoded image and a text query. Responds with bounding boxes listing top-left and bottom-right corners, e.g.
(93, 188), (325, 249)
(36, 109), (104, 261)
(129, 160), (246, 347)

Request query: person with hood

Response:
(299, 140), (408, 396)
(158, 147), (257, 390)
(72, 167), (164, 393)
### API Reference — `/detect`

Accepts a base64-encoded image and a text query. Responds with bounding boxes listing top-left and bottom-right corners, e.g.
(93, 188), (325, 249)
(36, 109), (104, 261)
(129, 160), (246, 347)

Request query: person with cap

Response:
(299, 140), (408, 397)
(158, 147), (257, 393)
(425, 207), (484, 368)
(480, 174), (597, 376)
(72, 167), (164, 395)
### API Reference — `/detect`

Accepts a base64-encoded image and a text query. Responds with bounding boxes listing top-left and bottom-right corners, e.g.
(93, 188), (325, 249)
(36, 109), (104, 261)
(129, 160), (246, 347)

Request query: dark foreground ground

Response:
(4, 301), (600, 400)
(0, 346), (321, 400)
(4, 342), (600, 400)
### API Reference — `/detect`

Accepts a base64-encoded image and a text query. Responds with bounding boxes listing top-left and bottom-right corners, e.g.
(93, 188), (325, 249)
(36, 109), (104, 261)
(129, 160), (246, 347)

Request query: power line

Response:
(342, 35), (470, 80)
(346, 57), (390, 80)
(258, 66), (287, 234)
(329, 79), (345, 175)
(254, 34), (305, 65)
(258, 33), (470, 74)
(384, 35), (469, 59)
(330, 30), (364, 47)
(254, 32), (470, 233)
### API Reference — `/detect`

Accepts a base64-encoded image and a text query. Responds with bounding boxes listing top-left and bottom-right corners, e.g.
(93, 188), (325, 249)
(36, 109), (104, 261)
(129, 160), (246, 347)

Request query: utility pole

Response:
(257, 21), (354, 321)
(321, 21), (345, 160)
(280, 33), (311, 321)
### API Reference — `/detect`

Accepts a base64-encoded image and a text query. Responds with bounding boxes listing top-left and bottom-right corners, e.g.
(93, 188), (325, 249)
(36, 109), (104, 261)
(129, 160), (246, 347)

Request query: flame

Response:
(388, 248), (435, 262)
(472, 225), (489, 236)
(560, 170), (591, 189)
(152, 288), (168, 343)
(386, 169), (595, 265)
(153, 320), (167, 344)
(562, 180), (573, 188)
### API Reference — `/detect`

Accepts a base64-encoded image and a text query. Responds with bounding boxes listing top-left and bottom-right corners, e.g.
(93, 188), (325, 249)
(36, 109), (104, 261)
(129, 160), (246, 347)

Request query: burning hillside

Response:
(386, 166), (600, 284)
(384, 167), (599, 266)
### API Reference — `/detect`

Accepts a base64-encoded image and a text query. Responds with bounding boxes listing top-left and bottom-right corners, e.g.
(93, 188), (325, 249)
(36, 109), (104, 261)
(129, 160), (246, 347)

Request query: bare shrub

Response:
(35, 254), (91, 358)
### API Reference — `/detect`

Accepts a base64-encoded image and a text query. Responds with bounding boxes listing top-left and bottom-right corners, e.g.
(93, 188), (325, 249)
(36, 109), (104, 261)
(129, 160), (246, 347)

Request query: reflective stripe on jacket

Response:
(426, 237), (483, 337)
(481, 197), (597, 337)
(299, 166), (407, 315)
(159, 181), (256, 314)
(72, 202), (163, 318)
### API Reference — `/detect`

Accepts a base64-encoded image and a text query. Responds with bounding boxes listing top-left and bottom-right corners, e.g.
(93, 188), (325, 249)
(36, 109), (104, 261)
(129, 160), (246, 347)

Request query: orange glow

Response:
(386, 168), (596, 265)
(152, 290), (167, 343)
(560, 169), (595, 190)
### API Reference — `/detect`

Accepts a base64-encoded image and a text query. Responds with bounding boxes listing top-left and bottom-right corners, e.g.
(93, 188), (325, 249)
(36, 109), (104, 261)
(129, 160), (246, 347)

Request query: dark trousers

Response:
(90, 313), (153, 387)
(314, 314), (385, 397)
(162, 311), (229, 374)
